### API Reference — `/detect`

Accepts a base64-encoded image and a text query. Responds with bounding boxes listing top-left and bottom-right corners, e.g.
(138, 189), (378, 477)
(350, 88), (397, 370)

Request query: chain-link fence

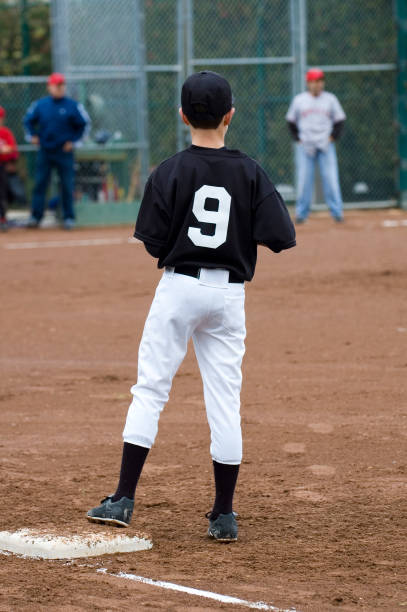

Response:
(307, 0), (397, 204)
(0, 0), (398, 222)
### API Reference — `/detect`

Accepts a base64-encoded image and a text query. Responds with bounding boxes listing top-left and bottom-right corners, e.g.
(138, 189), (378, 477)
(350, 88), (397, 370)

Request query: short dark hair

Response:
(186, 104), (224, 129)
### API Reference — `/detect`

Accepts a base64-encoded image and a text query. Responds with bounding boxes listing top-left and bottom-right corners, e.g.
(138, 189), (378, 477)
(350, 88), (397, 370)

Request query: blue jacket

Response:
(23, 96), (90, 151)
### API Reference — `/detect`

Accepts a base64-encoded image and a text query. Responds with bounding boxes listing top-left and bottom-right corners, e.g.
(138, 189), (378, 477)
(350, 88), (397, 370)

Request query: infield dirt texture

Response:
(1, 208), (406, 611)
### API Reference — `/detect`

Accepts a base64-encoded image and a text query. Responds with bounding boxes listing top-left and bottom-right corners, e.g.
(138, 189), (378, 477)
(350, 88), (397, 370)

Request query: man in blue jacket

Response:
(24, 73), (90, 229)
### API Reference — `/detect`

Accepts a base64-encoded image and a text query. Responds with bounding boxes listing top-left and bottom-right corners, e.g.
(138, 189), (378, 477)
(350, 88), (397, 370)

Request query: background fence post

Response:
(256, 0), (266, 167)
(50, 0), (69, 73)
(135, 0), (149, 187)
(290, 0), (306, 97)
(186, 0), (194, 78)
(290, 0), (307, 205)
(182, 0), (194, 148)
(396, 0), (407, 209)
(176, 0), (185, 152)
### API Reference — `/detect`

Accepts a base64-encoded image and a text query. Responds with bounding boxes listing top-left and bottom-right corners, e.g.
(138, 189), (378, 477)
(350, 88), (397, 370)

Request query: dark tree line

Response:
(0, 1), (51, 76)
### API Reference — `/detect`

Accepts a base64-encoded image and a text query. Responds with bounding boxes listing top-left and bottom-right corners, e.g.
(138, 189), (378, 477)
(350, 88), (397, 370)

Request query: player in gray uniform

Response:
(286, 68), (346, 224)
(87, 71), (296, 542)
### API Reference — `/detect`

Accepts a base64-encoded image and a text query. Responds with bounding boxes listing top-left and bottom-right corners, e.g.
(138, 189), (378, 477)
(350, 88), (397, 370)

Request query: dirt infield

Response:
(1, 209), (406, 611)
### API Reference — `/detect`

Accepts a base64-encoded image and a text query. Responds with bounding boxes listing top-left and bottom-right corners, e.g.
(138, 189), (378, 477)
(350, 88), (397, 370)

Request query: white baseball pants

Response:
(123, 267), (246, 464)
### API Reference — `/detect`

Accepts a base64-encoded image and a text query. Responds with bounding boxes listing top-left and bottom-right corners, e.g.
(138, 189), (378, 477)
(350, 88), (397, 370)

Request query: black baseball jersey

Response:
(134, 145), (296, 281)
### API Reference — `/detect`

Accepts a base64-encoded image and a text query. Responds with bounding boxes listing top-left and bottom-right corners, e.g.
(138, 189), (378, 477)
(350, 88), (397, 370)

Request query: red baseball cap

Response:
(0, 106), (5, 118)
(306, 68), (325, 82)
(47, 72), (66, 85)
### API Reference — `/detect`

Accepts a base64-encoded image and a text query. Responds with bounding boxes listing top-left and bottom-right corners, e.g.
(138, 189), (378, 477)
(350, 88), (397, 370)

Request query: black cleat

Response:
(206, 511), (238, 542)
(87, 495), (134, 527)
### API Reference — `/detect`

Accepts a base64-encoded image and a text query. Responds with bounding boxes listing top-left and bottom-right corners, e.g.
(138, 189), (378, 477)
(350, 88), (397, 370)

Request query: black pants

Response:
(0, 164), (7, 219)
(32, 149), (75, 221)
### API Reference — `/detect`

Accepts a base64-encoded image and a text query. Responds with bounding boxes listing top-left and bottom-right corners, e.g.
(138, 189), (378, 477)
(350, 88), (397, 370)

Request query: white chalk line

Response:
(97, 568), (300, 612)
(0, 356), (137, 369)
(382, 219), (407, 228)
(3, 237), (140, 250)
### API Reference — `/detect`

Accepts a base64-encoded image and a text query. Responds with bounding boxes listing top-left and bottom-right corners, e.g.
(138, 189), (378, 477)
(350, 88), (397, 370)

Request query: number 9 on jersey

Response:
(188, 184), (231, 249)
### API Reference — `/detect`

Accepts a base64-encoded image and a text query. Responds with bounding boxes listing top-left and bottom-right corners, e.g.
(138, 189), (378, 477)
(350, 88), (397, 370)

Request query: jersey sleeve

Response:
(134, 172), (171, 256)
(287, 121), (300, 141)
(4, 128), (18, 159)
(23, 101), (39, 141)
(285, 96), (298, 123)
(4, 128), (17, 149)
(331, 94), (346, 123)
(253, 167), (296, 253)
(71, 102), (91, 142)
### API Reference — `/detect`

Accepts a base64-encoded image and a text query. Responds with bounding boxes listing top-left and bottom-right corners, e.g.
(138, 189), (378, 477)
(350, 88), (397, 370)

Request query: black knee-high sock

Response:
(211, 460), (240, 517)
(111, 442), (149, 501)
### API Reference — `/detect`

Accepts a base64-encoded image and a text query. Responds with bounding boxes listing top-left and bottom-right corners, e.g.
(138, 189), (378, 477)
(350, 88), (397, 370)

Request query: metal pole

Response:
(186, 0), (194, 76)
(181, 0), (194, 147)
(290, 0), (305, 201)
(135, 0), (150, 189)
(256, 0), (266, 166)
(290, 0), (296, 97)
(298, 0), (307, 87)
(50, 0), (70, 73)
(396, 0), (407, 208)
(176, 0), (184, 151)
(20, 0), (34, 183)
(294, 0), (307, 201)
(290, 0), (304, 96)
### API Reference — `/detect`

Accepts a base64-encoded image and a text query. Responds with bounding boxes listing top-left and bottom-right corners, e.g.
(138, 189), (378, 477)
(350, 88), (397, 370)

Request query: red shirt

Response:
(0, 126), (18, 163)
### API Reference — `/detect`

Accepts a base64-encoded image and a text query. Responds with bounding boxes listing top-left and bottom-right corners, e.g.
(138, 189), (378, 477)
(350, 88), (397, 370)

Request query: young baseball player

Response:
(286, 68), (346, 224)
(87, 71), (296, 541)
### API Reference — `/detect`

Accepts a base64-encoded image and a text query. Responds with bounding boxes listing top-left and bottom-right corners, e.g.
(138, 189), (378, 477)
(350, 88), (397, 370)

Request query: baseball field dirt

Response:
(1, 208), (406, 611)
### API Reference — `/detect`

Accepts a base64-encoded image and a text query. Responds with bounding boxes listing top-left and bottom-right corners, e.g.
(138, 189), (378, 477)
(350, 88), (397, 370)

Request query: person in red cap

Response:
(0, 106), (19, 231)
(286, 68), (346, 223)
(23, 72), (90, 229)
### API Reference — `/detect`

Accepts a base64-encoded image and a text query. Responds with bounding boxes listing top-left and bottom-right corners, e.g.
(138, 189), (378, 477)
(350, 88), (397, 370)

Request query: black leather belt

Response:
(172, 265), (243, 284)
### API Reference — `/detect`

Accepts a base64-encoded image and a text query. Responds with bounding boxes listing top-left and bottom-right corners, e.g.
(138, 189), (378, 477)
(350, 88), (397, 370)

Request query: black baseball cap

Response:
(181, 71), (233, 123)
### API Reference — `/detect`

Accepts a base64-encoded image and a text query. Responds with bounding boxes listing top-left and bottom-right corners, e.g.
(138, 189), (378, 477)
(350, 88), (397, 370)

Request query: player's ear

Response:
(179, 108), (190, 126)
(224, 107), (235, 126)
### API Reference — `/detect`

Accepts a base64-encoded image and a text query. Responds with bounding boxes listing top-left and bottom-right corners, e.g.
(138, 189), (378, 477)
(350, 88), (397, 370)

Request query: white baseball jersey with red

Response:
(286, 91), (346, 155)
